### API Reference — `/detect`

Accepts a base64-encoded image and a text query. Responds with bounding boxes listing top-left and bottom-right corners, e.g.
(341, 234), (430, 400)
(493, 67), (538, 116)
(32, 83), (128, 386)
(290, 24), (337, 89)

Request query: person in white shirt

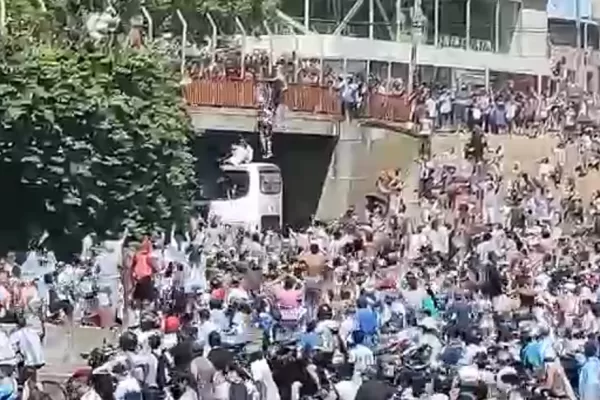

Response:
(328, 231), (345, 259)
(428, 220), (449, 259)
(580, 299), (598, 334)
(224, 137), (254, 166)
(495, 351), (518, 395)
(565, 106), (576, 129)
(326, 364), (361, 400)
(81, 388), (103, 400)
(471, 105), (482, 125)
(197, 309), (219, 352)
(80, 233), (95, 262)
(113, 363), (143, 400)
(476, 232), (496, 264)
(438, 90), (452, 127)
(579, 133), (593, 170)
(462, 338), (486, 366)
(133, 316), (161, 352)
(0, 330), (17, 400)
(9, 315), (44, 369)
(425, 95), (437, 121)
(0, 330), (16, 368)
(249, 346), (280, 400)
(337, 76), (359, 120)
(225, 278), (250, 305)
(348, 331), (375, 379)
(505, 99), (517, 133)
(339, 308), (356, 346)
(408, 225), (429, 260)
(538, 157), (553, 184)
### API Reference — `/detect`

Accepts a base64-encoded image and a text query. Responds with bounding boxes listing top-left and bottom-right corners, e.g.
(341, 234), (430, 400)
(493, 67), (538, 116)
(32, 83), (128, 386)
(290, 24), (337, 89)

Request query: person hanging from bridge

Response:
(257, 81), (275, 159)
(256, 67), (286, 159)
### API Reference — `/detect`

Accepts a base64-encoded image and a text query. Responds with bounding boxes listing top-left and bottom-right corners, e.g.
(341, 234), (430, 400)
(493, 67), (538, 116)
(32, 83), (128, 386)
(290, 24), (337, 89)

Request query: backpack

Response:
(228, 381), (250, 400)
(317, 325), (335, 353)
(440, 344), (464, 366)
(153, 351), (169, 390)
(122, 392), (143, 400)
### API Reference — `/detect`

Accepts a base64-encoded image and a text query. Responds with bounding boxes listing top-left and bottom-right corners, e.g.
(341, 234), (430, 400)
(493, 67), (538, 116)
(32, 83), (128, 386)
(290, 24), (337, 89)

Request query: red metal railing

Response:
(367, 92), (411, 122)
(183, 79), (411, 123)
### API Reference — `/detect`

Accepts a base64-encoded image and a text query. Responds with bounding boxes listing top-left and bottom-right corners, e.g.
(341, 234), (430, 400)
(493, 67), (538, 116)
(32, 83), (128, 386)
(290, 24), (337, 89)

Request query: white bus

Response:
(197, 162), (283, 231)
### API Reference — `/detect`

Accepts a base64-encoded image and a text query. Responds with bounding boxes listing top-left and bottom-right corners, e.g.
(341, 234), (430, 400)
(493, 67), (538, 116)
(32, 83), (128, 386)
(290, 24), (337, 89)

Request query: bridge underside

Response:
(194, 130), (336, 227)
(189, 106), (424, 223)
(189, 107), (338, 136)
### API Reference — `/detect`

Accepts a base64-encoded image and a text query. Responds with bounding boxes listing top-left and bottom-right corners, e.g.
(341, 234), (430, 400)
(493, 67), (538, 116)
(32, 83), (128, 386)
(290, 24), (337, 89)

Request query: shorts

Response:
(49, 299), (73, 316)
(133, 276), (155, 302)
(258, 121), (273, 136)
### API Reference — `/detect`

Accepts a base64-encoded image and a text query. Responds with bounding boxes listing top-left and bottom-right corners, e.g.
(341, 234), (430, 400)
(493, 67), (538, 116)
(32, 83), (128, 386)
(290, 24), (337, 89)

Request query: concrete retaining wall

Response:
(316, 123), (420, 220)
(431, 134), (600, 201)
(317, 127), (600, 219)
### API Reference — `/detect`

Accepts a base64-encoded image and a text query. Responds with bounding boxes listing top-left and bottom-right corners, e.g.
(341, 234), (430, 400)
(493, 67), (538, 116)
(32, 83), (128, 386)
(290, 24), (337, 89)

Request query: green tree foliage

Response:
(138, 0), (278, 43)
(114, 0), (278, 45)
(0, 0), (198, 251)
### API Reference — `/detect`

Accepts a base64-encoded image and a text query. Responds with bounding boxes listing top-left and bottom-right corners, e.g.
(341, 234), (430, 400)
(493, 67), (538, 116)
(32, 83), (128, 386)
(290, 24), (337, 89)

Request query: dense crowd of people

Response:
(2, 96), (600, 400)
(3, 44), (600, 400)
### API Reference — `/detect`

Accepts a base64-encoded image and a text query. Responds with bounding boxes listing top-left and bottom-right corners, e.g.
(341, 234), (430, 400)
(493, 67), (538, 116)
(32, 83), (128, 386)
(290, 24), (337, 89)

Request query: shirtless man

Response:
(301, 243), (327, 320)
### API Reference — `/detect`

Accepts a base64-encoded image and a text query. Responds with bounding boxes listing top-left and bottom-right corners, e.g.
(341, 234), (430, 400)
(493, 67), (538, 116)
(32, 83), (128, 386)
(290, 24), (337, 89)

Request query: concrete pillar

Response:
(395, 0), (401, 41)
(494, 0), (500, 52)
(465, 0), (471, 50)
(304, 0), (310, 31)
(316, 121), (369, 220)
(434, 0), (439, 46)
(369, 0), (374, 39)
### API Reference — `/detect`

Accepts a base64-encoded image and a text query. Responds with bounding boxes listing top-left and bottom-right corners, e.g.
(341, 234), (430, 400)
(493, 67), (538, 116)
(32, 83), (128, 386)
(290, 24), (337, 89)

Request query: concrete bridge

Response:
(183, 79), (600, 225)
(184, 79), (417, 224)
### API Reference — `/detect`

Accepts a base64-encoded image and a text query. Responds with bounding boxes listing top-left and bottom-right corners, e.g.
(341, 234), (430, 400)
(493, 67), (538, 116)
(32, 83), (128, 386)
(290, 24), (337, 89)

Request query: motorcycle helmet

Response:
(208, 331), (222, 348)
(0, 383), (15, 400)
(118, 330), (138, 352)
(316, 304), (333, 320)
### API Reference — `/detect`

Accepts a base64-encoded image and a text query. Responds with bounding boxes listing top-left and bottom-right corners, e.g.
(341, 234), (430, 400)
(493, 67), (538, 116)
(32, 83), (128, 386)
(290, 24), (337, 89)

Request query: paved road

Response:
(33, 325), (264, 381)
(0, 323), (116, 384)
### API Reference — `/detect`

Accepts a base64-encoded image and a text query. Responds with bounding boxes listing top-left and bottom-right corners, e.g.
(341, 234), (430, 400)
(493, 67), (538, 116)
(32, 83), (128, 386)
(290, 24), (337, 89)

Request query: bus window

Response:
(260, 171), (282, 194)
(214, 170), (250, 200)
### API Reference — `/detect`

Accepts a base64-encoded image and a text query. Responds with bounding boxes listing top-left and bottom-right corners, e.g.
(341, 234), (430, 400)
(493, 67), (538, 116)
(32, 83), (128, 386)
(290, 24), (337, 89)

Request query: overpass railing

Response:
(183, 79), (411, 123)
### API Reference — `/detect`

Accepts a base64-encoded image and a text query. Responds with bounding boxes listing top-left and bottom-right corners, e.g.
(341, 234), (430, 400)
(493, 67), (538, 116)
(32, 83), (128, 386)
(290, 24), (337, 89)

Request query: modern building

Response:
(240, 0), (600, 91)
(547, 0), (600, 91)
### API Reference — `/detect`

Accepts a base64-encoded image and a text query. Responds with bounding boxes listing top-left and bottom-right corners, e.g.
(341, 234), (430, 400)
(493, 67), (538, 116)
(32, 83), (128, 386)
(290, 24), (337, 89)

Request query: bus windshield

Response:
(260, 170), (282, 194)
(198, 169), (250, 201)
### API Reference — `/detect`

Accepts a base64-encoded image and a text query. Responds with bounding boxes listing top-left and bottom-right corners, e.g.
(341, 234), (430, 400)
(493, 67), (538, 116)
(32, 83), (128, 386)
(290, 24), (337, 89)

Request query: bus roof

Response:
(220, 162), (280, 172)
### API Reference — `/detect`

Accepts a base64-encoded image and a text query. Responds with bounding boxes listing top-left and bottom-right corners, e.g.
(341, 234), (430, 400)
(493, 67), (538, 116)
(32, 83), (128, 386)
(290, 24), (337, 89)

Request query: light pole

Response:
(408, 0), (429, 157)
(0, 0), (5, 36)
(408, 0), (424, 96)
(576, 0), (584, 89)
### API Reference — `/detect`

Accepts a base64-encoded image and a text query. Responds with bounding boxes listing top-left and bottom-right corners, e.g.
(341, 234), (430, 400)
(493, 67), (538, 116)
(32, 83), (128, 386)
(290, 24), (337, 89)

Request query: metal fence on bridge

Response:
(183, 80), (412, 123)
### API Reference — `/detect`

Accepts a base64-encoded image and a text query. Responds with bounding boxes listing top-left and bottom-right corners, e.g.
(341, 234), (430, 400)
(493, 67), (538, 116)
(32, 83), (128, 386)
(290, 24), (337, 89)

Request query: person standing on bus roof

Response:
(225, 136), (254, 166)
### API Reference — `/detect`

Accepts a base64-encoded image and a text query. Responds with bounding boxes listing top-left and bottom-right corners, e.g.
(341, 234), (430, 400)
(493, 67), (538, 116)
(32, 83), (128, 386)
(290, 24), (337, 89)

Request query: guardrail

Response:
(183, 79), (411, 123)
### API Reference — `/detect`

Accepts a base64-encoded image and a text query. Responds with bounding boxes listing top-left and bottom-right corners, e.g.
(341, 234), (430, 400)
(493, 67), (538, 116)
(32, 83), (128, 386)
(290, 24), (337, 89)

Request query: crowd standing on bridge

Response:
(409, 83), (600, 138)
(185, 48), (600, 141)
